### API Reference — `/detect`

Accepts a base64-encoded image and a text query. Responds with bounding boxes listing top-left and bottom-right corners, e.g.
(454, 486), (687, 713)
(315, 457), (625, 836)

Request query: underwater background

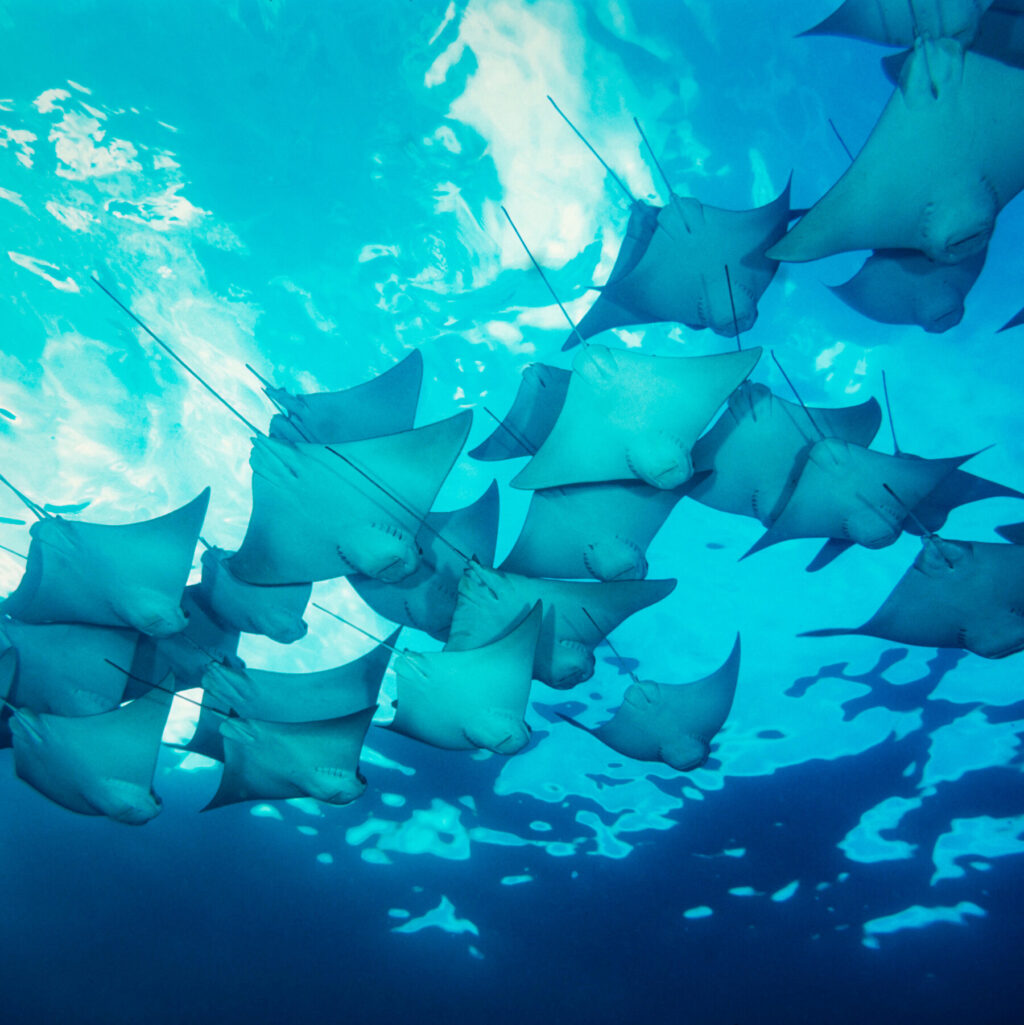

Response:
(1, 0), (1023, 1022)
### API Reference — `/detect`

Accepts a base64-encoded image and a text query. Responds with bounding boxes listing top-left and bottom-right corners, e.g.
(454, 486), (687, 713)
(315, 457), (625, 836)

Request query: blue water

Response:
(1, 1), (1023, 1022)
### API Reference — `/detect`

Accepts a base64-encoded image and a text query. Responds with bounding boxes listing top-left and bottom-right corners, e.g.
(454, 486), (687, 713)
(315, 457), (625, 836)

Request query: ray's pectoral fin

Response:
(806, 538), (857, 572)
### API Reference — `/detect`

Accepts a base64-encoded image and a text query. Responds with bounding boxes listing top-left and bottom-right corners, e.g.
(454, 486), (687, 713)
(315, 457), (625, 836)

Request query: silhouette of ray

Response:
(561, 636), (740, 771)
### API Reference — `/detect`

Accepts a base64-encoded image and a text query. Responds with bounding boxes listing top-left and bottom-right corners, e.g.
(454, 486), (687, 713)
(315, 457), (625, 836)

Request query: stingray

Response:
(204, 705), (376, 810)
(387, 602), (541, 754)
(803, 536), (1024, 658)
(744, 439), (972, 560)
(500, 479), (687, 581)
(800, 0), (995, 48)
(688, 382), (882, 524)
(829, 246), (987, 332)
(192, 545), (311, 644)
(7, 684), (171, 823)
(262, 350), (423, 444)
(768, 40), (1024, 265)
(0, 621), (139, 717)
(186, 630), (397, 763)
(569, 186), (791, 347)
(349, 482), (500, 641)
(561, 636), (741, 771)
(229, 410), (472, 586)
(544, 101), (790, 347)
(511, 344), (761, 492)
(1, 489), (209, 638)
(469, 364), (570, 461)
(968, 5), (1024, 67)
(444, 563), (675, 689)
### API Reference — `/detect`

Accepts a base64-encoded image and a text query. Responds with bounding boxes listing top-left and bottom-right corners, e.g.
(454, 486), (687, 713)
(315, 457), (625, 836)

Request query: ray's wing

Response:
(800, 0), (991, 47)
(269, 350), (423, 443)
(470, 365), (571, 460)
(908, 467), (1024, 533)
(572, 201), (662, 345)
(770, 43), (1024, 264)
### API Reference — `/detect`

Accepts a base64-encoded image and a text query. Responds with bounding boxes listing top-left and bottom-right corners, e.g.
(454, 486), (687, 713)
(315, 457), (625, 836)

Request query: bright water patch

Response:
(861, 902), (986, 949)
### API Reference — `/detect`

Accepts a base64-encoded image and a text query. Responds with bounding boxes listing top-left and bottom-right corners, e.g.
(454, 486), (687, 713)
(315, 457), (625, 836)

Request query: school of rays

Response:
(2, 0), (1024, 825)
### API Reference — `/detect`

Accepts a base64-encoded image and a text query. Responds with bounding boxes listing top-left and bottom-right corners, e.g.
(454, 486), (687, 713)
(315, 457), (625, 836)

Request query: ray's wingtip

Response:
(996, 522), (1024, 544)
(722, 632), (742, 670)
(998, 310), (1024, 333)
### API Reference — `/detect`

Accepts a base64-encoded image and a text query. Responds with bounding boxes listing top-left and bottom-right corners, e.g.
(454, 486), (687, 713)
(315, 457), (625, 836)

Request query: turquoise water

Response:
(1, 1), (1023, 1022)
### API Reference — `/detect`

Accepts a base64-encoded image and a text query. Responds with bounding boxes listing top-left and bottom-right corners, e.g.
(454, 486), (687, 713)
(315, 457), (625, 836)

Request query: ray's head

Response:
(627, 433), (693, 490)
(920, 181), (997, 264)
(916, 536), (970, 576)
(698, 273), (758, 337)
(247, 608), (308, 644)
(304, 767), (368, 806)
(548, 639), (596, 689)
(583, 537), (648, 582)
(914, 282), (966, 333)
(338, 523), (420, 583)
(464, 709), (531, 755)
